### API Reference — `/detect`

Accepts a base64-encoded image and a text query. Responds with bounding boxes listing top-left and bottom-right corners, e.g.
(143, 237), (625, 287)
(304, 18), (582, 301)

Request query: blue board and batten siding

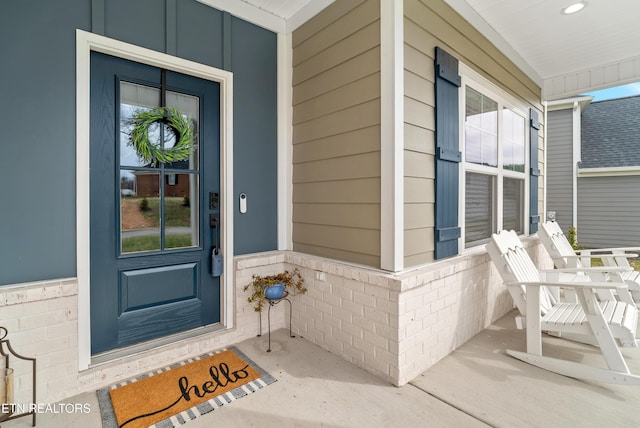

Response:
(0, 0), (277, 285)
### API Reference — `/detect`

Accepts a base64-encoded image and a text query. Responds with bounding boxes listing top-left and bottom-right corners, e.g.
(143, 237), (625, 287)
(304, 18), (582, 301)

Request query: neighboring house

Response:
(547, 95), (640, 247)
(4, 0), (626, 405)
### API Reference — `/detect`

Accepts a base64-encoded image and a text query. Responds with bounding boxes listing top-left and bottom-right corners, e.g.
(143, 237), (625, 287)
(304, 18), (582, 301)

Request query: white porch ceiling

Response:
(201, 0), (640, 100)
(444, 0), (640, 99)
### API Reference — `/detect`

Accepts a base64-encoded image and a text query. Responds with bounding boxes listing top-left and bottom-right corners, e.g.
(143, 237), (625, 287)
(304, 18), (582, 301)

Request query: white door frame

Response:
(76, 30), (234, 370)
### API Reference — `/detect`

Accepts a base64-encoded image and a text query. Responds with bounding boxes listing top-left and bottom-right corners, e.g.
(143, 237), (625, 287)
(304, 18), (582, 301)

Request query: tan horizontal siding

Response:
(293, 152), (380, 183)
(293, 72), (380, 125)
(404, 177), (433, 204)
(404, 69), (433, 105)
(404, 18), (438, 62)
(293, 47), (381, 105)
(404, 123), (434, 155)
(293, 126), (380, 163)
(404, 250), (433, 267)
(291, 242), (380, 268)
(293, 223), (380, 256)
(293, 21), (380, 86)
(292, 0), (366, 48)
(404, 96), (434, 131)
(293, 178), (381, 204)
(405, 150), (434, 179)
(294, 98), (380, 144)
(293, 0), (377, 65)
(293, 203), (380, 229)
(404, 43), (435, 82)
(404, 227), (433, 254)
(405, 203), (433, 230)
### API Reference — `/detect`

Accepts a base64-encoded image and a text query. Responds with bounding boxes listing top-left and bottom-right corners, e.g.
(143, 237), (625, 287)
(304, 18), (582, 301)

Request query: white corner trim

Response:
(572, 102), (581, 228)
(542, 100), (548, 221)
(380, 0), (404, 272)
(76, 30), (92, 371)
(75, 30), (234, 370)
(277, 33), (293, 250)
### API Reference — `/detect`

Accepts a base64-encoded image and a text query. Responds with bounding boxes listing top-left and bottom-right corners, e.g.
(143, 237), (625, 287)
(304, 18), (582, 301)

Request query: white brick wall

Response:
(283, 237), (551, 386)
(0, 240), (552, 402)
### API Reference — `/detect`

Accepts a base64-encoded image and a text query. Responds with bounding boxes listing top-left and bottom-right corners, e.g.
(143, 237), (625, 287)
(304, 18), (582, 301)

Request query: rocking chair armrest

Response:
(561, 254), (637, 260)
(547, 266), (632, 273)
(575, 248), (640, 257)
(504, 280), (628, 290)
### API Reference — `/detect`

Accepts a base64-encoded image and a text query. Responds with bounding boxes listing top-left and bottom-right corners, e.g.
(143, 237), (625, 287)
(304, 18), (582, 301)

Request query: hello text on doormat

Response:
(97, 347), (276, 428)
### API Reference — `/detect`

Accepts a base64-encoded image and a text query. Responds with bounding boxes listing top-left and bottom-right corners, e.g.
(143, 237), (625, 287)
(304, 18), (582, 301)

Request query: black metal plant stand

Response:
(257, 292), (295, 352)
(0, 327), (36, 427)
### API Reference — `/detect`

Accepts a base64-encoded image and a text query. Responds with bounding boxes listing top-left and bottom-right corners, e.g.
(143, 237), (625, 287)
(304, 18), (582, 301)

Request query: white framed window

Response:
(459, 65), (529, 249)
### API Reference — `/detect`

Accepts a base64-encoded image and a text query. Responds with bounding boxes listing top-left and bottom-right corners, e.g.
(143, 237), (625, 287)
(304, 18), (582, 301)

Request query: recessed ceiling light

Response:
(562, 1), (587, 15)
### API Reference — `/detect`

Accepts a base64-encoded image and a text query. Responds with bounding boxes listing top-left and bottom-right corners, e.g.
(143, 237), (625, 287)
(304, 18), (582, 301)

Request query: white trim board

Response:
(76, 30), (234, 370)
(578, 166), (640, 177)
(277, 32), (293, 250)
(196, 0), (335, 34)
(380, 0), (404, 272)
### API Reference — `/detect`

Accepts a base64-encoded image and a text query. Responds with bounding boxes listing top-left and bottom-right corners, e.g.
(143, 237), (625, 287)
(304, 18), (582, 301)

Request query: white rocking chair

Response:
(539, 221), (640, 303)
(486, 230), (640, 384)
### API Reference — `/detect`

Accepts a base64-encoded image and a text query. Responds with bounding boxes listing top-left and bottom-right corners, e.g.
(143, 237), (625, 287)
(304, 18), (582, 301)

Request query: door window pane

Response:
(164, 173), (199, 249)
(120, 83), (161, 168)
(465, 172), (495, 244)
(503, 177), (524, 233)
(465, 86), (498, 167)
(121, 170), (161, 253)
(165, 92), (199, 171)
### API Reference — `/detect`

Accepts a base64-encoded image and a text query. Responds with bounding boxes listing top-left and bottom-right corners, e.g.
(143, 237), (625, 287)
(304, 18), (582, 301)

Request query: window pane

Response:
(465, 87), (497, 167)
(120, 83), (161, 168)
(165, 91), (200, 171)
(121, 170), (160, 253)
(503, 108), (525, 172)
(465, 172), (495, 245)
(503, 177), (524, 234)
(164, 173), (199, 249)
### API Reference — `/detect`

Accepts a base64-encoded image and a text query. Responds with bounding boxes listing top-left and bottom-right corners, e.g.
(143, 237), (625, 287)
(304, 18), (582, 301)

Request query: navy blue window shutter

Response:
(434, 47), (462, 259)
(529, 108), (540, 233)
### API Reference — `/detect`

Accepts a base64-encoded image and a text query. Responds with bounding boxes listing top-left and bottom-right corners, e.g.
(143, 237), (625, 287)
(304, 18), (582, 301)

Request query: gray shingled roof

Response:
(580, 95), (640, 168)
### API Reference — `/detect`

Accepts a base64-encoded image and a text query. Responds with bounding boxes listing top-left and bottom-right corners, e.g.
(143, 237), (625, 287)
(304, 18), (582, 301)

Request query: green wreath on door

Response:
(128, 107), (195, 166)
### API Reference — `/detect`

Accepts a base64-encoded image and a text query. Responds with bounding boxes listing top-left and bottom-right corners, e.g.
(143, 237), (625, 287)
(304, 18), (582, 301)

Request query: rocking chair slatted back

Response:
(539, 221), (585, 269)
(487, 230), (556, 316)
(540, 221), (639, 303)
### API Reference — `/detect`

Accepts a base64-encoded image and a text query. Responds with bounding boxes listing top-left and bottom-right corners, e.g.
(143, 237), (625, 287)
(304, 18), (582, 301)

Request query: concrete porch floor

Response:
(4, 310), (640, 428)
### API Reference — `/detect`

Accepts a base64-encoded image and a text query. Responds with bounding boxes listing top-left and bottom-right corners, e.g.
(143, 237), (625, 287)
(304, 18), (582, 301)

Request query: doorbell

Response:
(239, 193), (247, 214)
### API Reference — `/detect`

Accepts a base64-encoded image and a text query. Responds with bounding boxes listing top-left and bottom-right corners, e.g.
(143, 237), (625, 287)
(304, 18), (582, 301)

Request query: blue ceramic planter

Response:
(264, 283), (286, 299)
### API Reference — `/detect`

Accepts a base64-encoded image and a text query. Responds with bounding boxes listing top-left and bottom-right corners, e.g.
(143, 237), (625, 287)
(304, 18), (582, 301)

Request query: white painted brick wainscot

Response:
(0, 237), (551, 402)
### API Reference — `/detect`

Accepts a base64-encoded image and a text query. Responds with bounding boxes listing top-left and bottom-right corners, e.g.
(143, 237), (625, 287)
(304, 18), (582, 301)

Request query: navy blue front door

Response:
(90, 52), (221, 354)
